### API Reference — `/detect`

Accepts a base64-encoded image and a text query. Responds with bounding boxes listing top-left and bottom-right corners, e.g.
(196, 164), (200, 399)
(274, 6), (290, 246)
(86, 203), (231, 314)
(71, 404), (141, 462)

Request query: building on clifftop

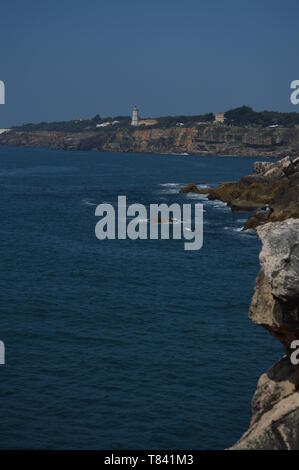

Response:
(215, 112), (225, 124)
(131, 105), (139, 126)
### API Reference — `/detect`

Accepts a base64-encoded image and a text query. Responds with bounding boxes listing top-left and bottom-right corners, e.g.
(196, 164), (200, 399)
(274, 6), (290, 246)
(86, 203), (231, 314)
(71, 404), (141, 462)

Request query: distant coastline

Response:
(1, 106), (299, 158)
(1, 123), (299, 158)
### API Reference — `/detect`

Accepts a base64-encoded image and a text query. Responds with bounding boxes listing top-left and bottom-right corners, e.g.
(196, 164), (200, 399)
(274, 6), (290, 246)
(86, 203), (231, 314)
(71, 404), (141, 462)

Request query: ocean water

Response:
(0, 147), (282, 449)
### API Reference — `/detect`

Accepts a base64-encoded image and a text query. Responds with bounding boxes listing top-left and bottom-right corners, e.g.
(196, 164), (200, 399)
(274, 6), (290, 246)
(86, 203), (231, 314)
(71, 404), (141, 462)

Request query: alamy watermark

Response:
(290, 80), (299, 105)
(0, 80), (5, 104)
(95, 196), (203, 251)
(290, 340), (299, 365)
(0, 341), (5, 365)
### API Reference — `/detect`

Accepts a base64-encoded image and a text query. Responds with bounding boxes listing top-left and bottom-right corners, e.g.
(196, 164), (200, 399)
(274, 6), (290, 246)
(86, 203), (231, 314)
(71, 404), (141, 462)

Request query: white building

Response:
(96, 122), (111, 128)
(215, 112), (225, 124)
(131, 105), (139, 126)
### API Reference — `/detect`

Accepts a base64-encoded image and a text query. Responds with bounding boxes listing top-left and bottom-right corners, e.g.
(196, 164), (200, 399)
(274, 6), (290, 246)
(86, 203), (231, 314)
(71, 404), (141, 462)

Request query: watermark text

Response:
(0, 341), (5, 365)
(95, 196), (203, 251)
(290, 80), (299, 105)
(0, 80), (5, 104)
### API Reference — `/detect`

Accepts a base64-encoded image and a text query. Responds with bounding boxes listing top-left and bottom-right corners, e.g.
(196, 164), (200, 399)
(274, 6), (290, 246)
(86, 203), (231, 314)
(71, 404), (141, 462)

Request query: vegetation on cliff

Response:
(15, 115), (131, 133)
(11, 106), (299, 133)
(225, 106), (299, 128)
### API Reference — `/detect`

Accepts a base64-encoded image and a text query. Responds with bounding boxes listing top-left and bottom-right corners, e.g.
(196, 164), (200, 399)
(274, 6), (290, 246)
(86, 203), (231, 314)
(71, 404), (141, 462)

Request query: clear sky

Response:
(0, 0), (298, 126)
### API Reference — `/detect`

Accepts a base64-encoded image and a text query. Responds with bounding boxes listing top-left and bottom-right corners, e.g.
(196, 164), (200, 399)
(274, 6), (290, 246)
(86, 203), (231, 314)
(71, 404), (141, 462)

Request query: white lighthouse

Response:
(131, 105), (139, 126)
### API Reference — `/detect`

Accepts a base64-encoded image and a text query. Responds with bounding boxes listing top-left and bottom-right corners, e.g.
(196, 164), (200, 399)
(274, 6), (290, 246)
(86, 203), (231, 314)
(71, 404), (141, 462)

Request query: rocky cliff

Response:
(232, 219), (299, 449)
(181, 155), (299, 228)
(181, 157), (299, 449)
(1, 124), (299, 157)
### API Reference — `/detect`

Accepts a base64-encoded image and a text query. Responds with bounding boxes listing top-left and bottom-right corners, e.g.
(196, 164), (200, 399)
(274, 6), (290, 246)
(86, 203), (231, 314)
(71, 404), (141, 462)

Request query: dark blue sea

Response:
(0, 147), (282, 449)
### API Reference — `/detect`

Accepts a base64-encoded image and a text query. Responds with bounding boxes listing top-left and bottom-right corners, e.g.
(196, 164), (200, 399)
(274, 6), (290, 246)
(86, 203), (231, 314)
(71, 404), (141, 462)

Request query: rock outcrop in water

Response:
(1, 124), (299, 157)
(232, 219), (299, 449)
(180, 155), (299, 229)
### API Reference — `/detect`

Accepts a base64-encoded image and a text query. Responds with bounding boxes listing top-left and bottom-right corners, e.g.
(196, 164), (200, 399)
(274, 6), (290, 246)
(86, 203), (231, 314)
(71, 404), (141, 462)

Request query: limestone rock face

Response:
(232, 218), (299, 450)
(249, 270), (283, 329)
(232, 393), (299, 450)
(263, 166), (285, 180)
(2, 125), (299, 157)
(253, 156), (295, 180)
(250, 357), (299, 426)
(182, 155), (299, 230)
(253, 161), (273, 175)
(257, 219), (299, 302)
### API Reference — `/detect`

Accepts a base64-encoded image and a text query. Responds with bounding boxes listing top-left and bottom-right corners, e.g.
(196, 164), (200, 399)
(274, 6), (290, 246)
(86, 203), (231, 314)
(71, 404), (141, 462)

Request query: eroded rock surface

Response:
(258, 220), (299, 302)
(181, 155), (299, 229)
(232, 393), (299, 450)
(2, 124), (299, 157)
(231, 219), (299, 450)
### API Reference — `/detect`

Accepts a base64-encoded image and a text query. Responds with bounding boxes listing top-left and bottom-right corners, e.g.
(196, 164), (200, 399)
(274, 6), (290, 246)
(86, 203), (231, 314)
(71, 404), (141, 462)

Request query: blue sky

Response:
(0, 0), (298, 126)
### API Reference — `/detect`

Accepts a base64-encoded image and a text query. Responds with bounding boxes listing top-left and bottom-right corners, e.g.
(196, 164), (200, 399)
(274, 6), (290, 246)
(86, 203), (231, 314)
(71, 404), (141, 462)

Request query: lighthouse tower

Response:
(131, 105), (139, 126)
